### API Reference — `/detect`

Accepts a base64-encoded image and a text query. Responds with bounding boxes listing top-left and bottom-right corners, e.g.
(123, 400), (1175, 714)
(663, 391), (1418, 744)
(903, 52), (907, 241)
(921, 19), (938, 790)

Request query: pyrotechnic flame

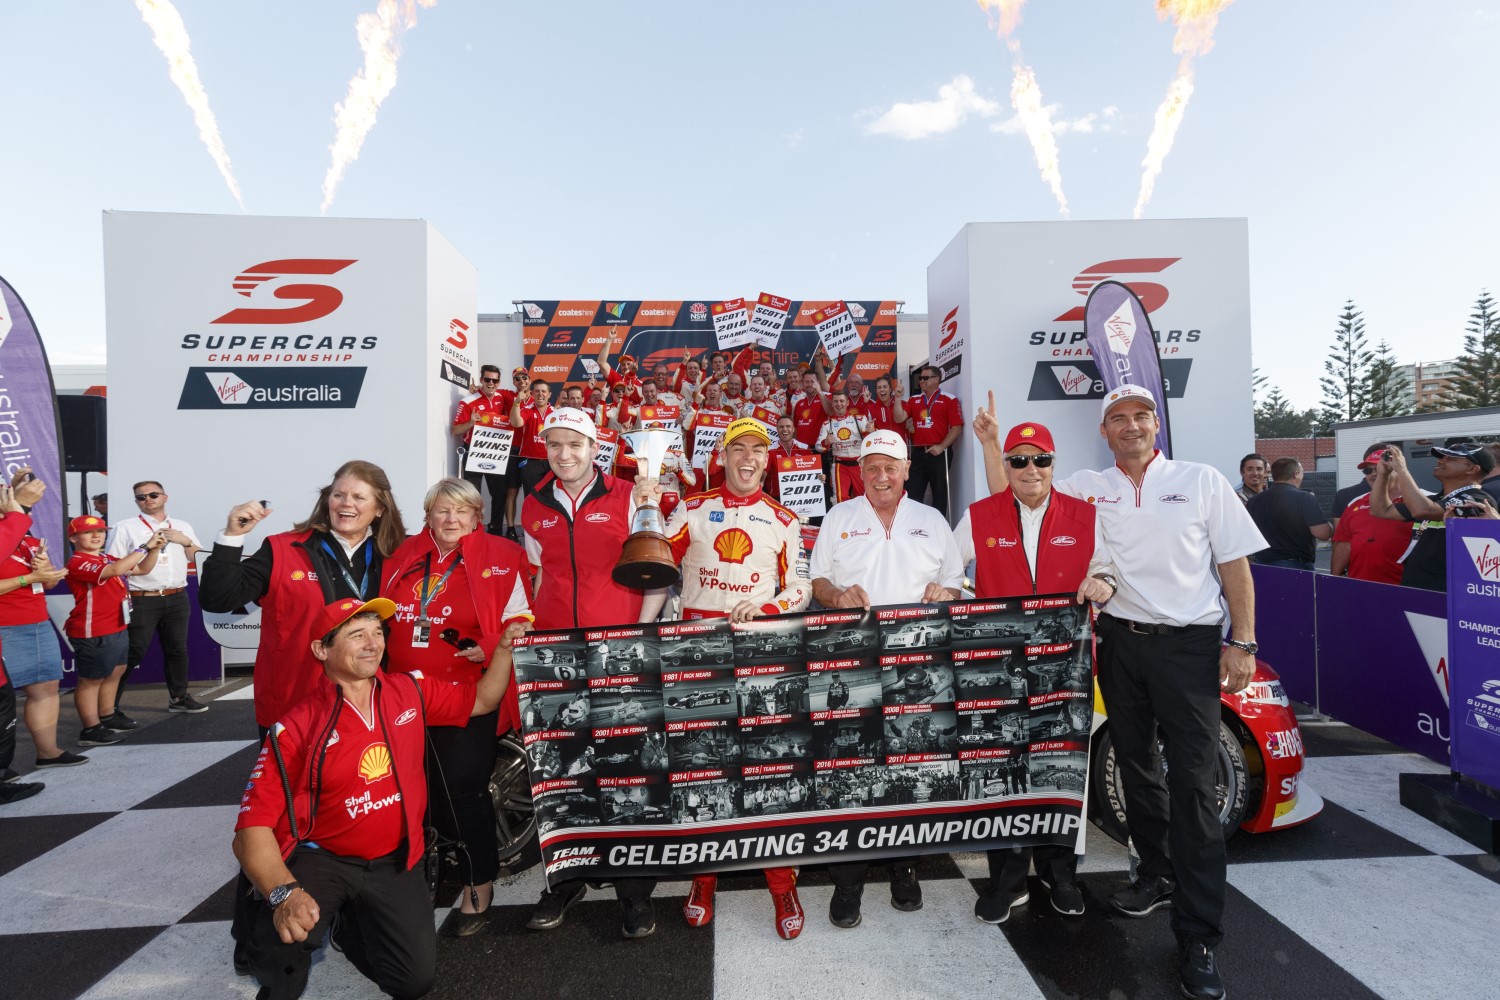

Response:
(134, 0), (244, 210)
(976, 1), (1069, 217)
(321, 0), (437, 214)
(1134, 0), (1234, 219)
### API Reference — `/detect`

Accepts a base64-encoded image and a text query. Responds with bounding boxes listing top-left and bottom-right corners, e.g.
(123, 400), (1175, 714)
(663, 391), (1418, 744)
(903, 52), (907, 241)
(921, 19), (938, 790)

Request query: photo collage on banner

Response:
(514, 597), (1093, 883)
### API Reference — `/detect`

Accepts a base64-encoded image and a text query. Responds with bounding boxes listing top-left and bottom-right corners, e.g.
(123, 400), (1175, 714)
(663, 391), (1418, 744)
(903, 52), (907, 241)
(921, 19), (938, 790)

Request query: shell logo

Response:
(531, 521), (541, 532)
(412, 574), (450, 601)
(713, 528), (754, 564)
(836, 427), (852, 441)
(840, 532), (849, 539)
(291, 570), (306, 581)
(481, 568), (492, 578)
(340, 600), (356, 611)
(781, 458), (792, 470)
(986, 537), (996, 548)
(1020, 426), (1036, 438)
(358, 743), (392, 783)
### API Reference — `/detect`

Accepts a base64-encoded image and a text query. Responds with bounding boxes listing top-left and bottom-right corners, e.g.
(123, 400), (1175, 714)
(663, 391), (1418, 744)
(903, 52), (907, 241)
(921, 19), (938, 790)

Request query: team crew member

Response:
(907, 366), (964, 518)
(868, 375), (910, 441)
(808, 430), (964, 928)
(982, 384), (1262, 1000)
(452, 363), (514, 536)
(817, 389), (875, 501)
(1369, 443), (1497, 591)
(790, 370), (827, 448)
(520, 408), (664, 937)
(511, 378), (556, 499)
(765, 416), (818, 504)
(1330, 451), (1413, 584)
(233, 597), (514, 1000)
(597, 333), (645, 403)
(960, 415), (1116, 924)
(640, 417), (812, 940)
(106, 480), (206, 714)
(381, 478), (533, 937)
(64, 516), (167, 747)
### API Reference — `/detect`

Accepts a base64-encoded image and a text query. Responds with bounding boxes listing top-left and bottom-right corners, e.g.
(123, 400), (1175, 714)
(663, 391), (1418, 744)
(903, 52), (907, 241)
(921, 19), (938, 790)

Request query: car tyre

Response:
(490, 733), (537, 869)
(1089, 718), (1250, 846)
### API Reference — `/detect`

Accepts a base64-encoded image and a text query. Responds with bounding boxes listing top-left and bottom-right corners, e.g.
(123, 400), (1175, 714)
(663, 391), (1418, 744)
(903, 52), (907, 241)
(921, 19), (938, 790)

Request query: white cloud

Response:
(863, 75), (1000, 140)
(990, 104), (1120, 136)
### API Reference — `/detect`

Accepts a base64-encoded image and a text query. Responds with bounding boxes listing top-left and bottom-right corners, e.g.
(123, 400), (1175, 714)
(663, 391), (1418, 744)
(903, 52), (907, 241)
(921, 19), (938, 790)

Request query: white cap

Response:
(859, 429), (908, 462)
(1101, 383), (1158, 420)
(540, 407), (599, 443)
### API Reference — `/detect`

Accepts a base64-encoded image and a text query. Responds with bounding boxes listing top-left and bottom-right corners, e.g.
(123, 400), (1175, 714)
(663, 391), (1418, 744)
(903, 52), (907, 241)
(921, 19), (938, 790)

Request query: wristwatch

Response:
(268, 882), (302, 908)
(1224, 638), (1259, 655)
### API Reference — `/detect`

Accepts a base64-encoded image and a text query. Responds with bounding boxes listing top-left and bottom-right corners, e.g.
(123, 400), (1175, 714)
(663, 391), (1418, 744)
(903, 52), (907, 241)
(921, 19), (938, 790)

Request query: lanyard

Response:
(418, 550), (462, 622)
(139, 515), (171, 533)
(321, 537), (374, 600)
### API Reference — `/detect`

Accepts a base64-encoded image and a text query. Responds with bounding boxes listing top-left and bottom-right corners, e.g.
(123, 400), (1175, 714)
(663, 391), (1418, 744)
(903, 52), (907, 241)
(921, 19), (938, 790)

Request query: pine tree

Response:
(1363, 340), (1410, 418)
(1255, 386), (1313, 437)
(1450, 290), (1500, 409)
(1319, 300), (1373, 422)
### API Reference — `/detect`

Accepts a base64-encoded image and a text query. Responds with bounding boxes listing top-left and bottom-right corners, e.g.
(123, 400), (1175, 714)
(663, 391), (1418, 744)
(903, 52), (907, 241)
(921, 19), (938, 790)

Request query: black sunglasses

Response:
(480, 377), (501, 384)
(134, 491), (164, 501)
(1005, 454), (1054, 469)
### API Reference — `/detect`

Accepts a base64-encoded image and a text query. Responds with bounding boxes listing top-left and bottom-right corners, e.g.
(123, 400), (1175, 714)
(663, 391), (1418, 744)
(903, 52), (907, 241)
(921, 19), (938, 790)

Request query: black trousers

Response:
(826, 856), (917, 890)
(613, 876), (656, 902)
(906, 448), (950, 519)
(461, 470), (510, 531)
(124, 591), (191, 700)
(1096, 614), (1226, 946)
(0, 674), (15, 772)
(983, 844), (1078, 896)
(250, 847), (434, 1000)
(426, 711), (500, 885)
(518, 458), (549, 498)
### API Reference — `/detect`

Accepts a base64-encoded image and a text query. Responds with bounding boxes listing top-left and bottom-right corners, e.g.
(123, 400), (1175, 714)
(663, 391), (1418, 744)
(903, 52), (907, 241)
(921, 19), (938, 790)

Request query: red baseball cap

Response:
(1358, 448), (1386, 469)
(68, 515), (108, 536)
(310, 597), (396, 641)
(1004, 422), (1056, 453)
(618, 354), (636, 364)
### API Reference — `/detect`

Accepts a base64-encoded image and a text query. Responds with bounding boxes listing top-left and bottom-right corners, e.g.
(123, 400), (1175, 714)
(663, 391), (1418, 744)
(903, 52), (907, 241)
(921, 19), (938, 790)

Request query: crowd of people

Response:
(15, 340), (1476, 1000)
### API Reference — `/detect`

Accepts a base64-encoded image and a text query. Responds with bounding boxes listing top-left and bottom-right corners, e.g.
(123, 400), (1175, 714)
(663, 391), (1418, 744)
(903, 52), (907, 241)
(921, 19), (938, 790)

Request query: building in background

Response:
(1403, 359), (1461, 412)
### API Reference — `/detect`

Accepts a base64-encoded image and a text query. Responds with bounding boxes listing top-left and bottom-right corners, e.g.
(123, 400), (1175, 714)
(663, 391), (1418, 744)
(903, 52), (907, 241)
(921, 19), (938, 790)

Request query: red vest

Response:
(522, 472), (643, 631)
(969, 489), (1095, 597)
(255, 532), (333, 728)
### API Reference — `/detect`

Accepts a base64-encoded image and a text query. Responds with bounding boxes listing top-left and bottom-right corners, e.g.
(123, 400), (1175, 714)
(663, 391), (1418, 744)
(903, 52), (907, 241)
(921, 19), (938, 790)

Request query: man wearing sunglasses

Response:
(907, 366), (963, 520)
(453, 364), (515, 536)
(106, 481), (207, 714)
(955, 420), (1115, 925)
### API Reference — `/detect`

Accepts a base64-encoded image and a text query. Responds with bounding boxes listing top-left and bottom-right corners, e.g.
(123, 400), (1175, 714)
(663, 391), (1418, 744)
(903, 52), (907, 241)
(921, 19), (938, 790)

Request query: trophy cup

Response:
(613, 427), (684, 589)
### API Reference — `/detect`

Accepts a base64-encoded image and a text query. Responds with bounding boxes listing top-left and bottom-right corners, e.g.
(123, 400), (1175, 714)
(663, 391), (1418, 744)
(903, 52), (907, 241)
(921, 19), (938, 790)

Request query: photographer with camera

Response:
(1369, 443), (1497, 591)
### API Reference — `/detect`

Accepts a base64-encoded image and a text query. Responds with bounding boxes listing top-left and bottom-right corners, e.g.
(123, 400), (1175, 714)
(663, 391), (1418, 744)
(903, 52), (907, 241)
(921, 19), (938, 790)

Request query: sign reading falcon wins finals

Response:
(520, 299), (900, 385)
(515, 597), (1093, 883)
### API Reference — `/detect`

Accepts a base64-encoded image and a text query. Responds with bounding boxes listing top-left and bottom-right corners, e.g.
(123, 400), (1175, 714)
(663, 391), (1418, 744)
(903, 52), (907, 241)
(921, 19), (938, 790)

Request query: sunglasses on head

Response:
(135, 491), (164, 501)
(1005, 454), (1054, 469)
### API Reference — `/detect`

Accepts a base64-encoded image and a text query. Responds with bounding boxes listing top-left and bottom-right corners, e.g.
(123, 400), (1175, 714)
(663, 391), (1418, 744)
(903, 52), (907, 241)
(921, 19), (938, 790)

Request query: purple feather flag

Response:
(0, 276), (67, 544)
(1083, 280), (1172, 457)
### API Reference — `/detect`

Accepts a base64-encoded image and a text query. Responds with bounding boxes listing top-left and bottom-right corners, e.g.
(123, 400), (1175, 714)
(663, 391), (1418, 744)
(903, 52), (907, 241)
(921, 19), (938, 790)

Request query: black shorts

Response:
(70, 631), (129, 680)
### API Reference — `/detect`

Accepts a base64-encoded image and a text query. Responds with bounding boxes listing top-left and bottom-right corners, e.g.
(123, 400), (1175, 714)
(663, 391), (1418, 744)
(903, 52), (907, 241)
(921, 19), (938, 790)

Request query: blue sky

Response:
(3, 1), (1497, 410)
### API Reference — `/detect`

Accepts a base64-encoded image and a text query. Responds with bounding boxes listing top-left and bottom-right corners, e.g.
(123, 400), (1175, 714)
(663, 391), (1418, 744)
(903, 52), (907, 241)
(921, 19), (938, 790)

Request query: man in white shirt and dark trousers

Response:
(983, 385), (1264, 1000)
(808, 429), (964, 928)
(106, 480), (208, 714)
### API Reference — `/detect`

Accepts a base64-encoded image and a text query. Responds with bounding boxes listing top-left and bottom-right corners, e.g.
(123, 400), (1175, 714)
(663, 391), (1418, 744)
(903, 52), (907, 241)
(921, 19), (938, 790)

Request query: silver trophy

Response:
(613, 427), (684, 589)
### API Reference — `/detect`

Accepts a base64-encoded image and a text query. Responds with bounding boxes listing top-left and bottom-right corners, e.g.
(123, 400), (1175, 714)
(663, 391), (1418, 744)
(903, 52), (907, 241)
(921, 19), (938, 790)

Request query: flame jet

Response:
(976, 0), (1069, 217)
(1134, 0), (1235, 219)
(134, 0), (244, 210)
(321, 0), (437, 214)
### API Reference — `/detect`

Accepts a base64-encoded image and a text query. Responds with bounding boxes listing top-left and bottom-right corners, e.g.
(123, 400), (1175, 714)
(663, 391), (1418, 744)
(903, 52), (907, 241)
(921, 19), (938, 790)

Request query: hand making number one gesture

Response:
(971, 389), (1000, 447)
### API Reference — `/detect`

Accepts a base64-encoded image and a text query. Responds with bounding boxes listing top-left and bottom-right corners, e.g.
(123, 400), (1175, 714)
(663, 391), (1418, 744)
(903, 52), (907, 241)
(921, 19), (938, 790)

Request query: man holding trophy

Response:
(636, 417), (813, 940)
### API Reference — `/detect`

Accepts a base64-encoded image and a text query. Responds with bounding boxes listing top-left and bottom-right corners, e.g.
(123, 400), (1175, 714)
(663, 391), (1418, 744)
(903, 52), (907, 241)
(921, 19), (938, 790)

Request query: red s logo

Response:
(938, 306), (959, 347)
(1054, 258), (1179, 322)
(211, 259), (357, 324)
(447, 318), (470, 349)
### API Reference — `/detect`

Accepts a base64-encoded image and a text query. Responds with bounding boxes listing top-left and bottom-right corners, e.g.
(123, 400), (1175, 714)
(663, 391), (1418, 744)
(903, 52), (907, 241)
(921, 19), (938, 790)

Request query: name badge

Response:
(412, 618), (431, 649)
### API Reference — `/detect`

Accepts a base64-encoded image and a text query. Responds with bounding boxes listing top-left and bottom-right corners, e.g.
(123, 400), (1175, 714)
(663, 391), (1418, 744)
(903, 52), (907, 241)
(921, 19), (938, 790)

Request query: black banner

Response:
(514, 596), (1093, 885)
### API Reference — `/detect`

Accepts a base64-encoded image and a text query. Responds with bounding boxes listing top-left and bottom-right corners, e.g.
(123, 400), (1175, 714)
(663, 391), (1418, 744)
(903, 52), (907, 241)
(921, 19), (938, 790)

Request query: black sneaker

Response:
(889, 864), (923, 911)
(0, 781), (44, 804)
(35, 750), (89, 768)
(1039, 877), (1086, 916)
(829, 884), (863, 928)
(79, 725), (123, 747)
(101, 710), (138, 731)
(621, 896), (656, 939)
(526, 881), (587, 931)
(168, 694), (209, 714)
(1, 767), (20, 783)
(1110, 875), (1175, 917)
(1178, 939), (1225, 1000)
(974, 887), (1029, 925)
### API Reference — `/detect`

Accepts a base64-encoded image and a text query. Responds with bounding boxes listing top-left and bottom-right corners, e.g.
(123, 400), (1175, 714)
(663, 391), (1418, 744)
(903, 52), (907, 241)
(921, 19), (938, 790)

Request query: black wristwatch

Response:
(268, 882), (303, 908)
(1224, 638), (1259, 655)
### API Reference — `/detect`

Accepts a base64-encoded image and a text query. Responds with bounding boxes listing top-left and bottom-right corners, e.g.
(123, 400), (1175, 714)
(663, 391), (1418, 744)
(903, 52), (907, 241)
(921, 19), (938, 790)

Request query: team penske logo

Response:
(359, 743), (393, 783)
(713, 528), (754, 564)
(395, 709), (418, 726)
(546, 846), (602, 875)
(412, 574), (451, 602)
(584, 512), (611, 523)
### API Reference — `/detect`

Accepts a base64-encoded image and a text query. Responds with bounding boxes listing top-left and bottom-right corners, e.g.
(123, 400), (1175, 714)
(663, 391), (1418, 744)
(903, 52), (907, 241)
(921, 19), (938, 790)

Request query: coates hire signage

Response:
(105, 212), (477, 654)
(926, 220), (1252, 516)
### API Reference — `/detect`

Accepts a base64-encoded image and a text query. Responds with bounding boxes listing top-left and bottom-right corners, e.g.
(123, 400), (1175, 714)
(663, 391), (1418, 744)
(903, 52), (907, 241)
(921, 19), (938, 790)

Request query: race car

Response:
(666, 687), (732, 709)
(738, 633), (802, 657)
(883, 622), (948, 650)
(952, 620), (1028, 641)
(661, 637), (733, 666)
(1089, 661), (1324, 844)
(810, 629), (873, 654)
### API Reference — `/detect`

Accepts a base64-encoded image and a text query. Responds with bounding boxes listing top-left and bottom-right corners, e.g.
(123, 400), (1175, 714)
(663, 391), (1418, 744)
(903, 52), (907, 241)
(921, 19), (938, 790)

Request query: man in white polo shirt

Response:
(978, 384), (1262, 1000)
(808, 429), (963, 929)
(106, 480), (208, 715)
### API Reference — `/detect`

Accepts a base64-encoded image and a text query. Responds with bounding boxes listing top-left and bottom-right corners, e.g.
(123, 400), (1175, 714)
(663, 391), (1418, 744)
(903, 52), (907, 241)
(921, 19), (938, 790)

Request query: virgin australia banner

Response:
(1084, 280), (1174, 457)
(0, 276), (66, 543)
(515, 597), (1092, 884)
(1447, 520), (1500, 792)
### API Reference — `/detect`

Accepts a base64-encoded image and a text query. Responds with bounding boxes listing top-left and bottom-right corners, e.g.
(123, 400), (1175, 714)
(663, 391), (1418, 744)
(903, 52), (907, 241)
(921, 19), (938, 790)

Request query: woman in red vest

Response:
(381, 477), (534, 936)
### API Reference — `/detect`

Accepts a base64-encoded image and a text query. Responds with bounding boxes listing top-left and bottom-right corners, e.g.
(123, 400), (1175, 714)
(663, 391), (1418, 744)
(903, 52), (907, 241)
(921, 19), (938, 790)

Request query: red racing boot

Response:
(765, 866), (803, 940)
(684, 874), (716, 927)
